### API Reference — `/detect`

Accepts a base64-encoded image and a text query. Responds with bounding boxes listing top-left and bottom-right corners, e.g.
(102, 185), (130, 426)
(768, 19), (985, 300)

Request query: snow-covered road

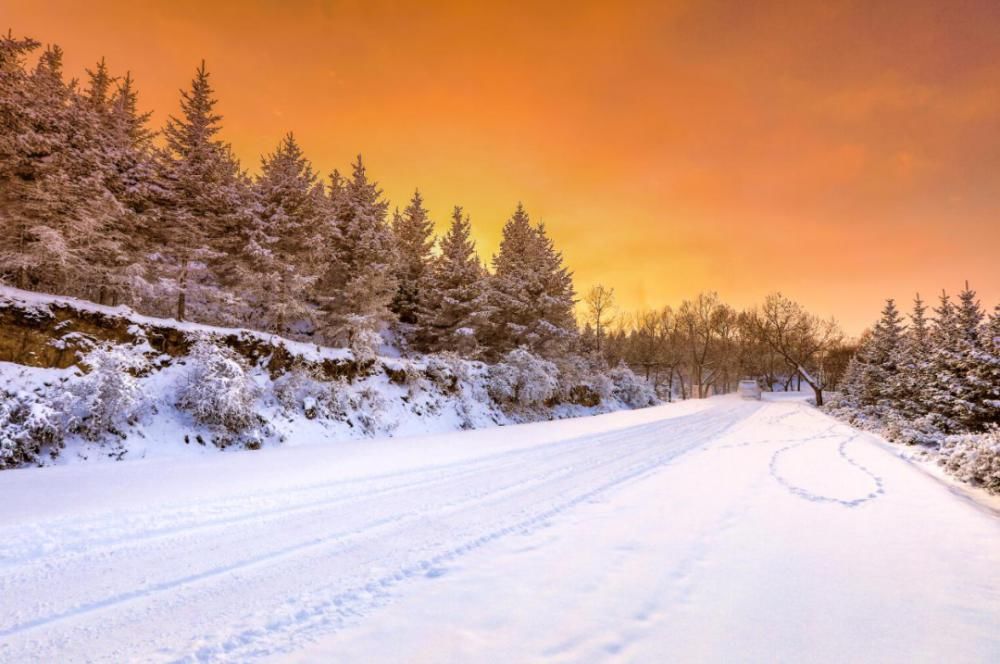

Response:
(1, 396), (998, 663)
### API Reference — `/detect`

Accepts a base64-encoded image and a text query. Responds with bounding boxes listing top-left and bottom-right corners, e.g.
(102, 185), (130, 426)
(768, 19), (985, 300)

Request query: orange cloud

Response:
(5, 0), (999, 333)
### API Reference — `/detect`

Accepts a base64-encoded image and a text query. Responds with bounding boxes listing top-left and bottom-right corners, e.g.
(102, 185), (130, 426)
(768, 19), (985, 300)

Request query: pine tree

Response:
(0, 31), (42, 289)
(893, 294), (931, 418)
(981, 304), (1000, 416)
(315, 155), (397, 346)
(240, 133), (326, 334)
(153, 61), (250, 321)
(390, 190), (435, 329)
(925, 291), (962, 431)
(846, 299), (904, 412)
(76, 58), (151, 305)
(420, 206), (487, 354)
(0, 42), (116, 296)
(949, 283), (995, 430)
(484, 204), (577, 359)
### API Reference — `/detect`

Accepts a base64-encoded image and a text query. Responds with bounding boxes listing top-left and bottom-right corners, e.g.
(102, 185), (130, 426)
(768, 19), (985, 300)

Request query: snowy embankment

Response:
(0, 287), (653, 467)
(1, 395), (998, 663)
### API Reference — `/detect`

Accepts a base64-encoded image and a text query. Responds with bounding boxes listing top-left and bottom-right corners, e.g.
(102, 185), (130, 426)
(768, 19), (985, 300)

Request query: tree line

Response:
(0, 32), (575, 361)
(834, 285), (999, 440)
(580, 288), (852, 406)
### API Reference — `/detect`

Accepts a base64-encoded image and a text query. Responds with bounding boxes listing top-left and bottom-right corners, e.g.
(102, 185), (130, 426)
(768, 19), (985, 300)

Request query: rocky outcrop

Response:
(0, 290), (367, 379)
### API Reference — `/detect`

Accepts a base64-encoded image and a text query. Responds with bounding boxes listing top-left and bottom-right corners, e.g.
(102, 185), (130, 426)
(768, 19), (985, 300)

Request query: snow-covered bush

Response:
(345, 386), (396, 436)
(486, 348), (559, 408)
(425, 353), (463, 394)
(425, 353), (490, 428)
(272, 365), (358, 423)
(66, 344), (149, 441)
(608, 362), (658, 408)
(347, 323), (383, 365)
(0, 391), (64, 468)
(273, 364), (329, 420)
(554, 356), (613, 407)
(177, 338), (266, 449)
(939, 430), (1000, 494)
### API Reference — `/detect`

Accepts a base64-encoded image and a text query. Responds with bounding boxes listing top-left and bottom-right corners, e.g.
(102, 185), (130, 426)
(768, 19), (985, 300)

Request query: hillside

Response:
(0, 287), (654, 468)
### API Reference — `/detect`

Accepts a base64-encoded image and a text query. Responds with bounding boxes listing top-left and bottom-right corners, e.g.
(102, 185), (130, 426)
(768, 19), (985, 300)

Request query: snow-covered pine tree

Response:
(893, 294), (931, 419)
(75, 59), (154, 306)
(0, 31), (42, 289)
(419, 206), (487, 354)
(152, 61), (250, 322)
(982, 304), (1000, 417)
(483, 204), (577, 359)
(241, 133), (325, 334)
(390, 190), (435, 333)
(533, 221), (578, 354)
(844, 299), (904, 413)
(947, 283), (996, 430)
(97, 71), (157, 305)
(0, 42), (118, 297)
(315, 155), (397, 348)
(924, 291), (963, 432)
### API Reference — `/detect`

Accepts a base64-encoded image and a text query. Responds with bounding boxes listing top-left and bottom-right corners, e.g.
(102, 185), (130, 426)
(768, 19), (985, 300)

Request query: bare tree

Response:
(678, 292), (725, 398)
(584, 284), (616, 355)
(749, 293), (843, 406)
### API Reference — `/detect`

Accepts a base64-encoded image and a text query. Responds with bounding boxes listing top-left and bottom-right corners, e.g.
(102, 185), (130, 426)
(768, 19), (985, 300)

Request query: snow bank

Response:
(0, 287), (655, 468)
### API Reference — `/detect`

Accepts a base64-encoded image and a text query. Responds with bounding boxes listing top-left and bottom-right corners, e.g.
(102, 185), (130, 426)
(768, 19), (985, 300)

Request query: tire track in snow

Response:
(180, 404), (758, 663)
(0, 404), (758, 657)
(0, 414), (710, 569)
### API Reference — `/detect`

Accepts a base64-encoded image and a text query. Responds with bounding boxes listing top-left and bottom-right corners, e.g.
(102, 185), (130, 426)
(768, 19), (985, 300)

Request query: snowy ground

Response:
(1, 395), (998, 663)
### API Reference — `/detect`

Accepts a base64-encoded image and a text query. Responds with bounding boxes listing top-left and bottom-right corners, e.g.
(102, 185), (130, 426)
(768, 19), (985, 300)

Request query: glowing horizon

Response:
(8, 0), (999, 334)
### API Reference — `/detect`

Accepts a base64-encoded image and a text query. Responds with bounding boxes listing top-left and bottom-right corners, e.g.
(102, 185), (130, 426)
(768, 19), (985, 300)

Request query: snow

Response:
(1, 394), (998, 662)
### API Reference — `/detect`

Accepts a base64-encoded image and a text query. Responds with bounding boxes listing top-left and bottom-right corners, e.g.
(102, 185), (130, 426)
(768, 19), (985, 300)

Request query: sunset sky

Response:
(7, 0), (999, 333)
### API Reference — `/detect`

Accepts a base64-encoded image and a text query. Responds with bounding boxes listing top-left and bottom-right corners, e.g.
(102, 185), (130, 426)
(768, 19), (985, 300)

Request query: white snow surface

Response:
(1, 395), (998, 663)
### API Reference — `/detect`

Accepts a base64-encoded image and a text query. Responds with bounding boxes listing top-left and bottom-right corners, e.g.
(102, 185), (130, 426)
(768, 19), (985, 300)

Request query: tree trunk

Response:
(176, 262), (188, 322)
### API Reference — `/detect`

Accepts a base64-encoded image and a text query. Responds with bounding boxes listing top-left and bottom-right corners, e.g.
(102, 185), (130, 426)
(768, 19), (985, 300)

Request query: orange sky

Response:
(7, 0), (1000, 334)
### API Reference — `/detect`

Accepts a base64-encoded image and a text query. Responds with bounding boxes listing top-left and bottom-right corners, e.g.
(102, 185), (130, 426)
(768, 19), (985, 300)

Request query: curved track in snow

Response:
(1, 397), (998, 663)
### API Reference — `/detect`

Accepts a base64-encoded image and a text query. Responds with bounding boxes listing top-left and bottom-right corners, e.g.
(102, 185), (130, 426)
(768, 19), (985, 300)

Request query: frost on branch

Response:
(177, 337), (266, 448)
(939, 430), (1000, 494)
(608, 362), (658, 408)
(487, 348), (558, 408)
(65, 343), (149, 441)
(0, 391), (64, 469)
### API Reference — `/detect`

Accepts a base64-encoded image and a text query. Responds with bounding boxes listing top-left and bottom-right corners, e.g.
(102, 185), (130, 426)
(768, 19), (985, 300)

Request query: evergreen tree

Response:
(0, 31), (43, 288)
(420, 206), (487, 354)
(242, 133), (325, 333)
(484, 204), (577, 359)
(893, 294), (931, 418)
(316, 155), (397, 346)
(390, 190), (435, 329)
(153, 61), (250, 321)
(844, 299), (904, 412)
(982, 304), (1000, 416)
(77, 59), (157, 305)
(0, 42), (116, 296)
(947, 283), (995, 430)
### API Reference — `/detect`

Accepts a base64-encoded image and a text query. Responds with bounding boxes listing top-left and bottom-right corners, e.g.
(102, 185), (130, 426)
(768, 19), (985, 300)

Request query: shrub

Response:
(66, 344), (149, 441)
(346, 386), (395, 436)
(608, 362), (658, 408)
(486, 348), (558, 408)
(177, 338), (265, 448)
(0, 391), (64, 468)
(552, 356), (612, 407)
(939, 430), (1000, 494)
